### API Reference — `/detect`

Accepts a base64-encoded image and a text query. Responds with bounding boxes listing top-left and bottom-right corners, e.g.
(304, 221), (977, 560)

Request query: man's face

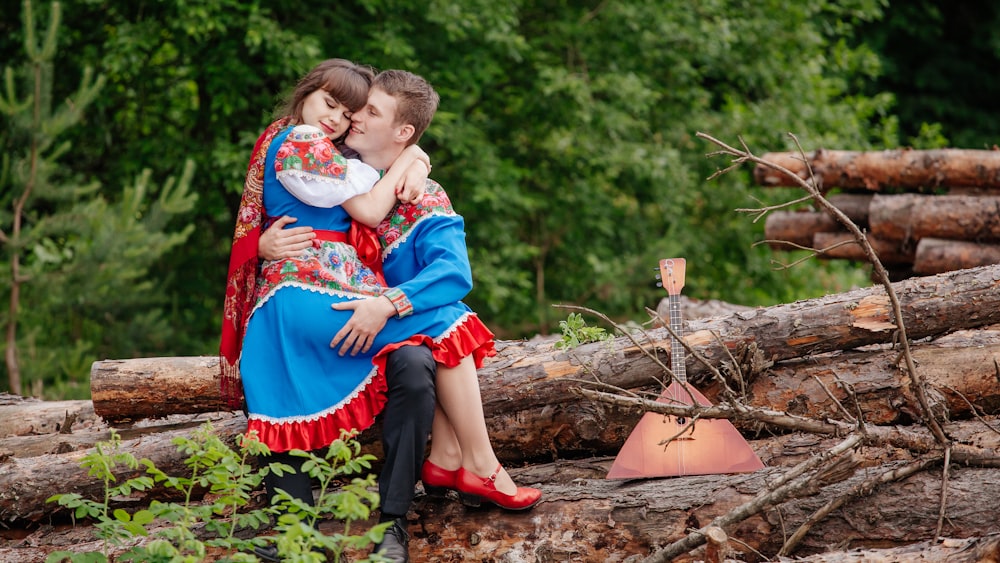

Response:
(346, 87), (401, 156)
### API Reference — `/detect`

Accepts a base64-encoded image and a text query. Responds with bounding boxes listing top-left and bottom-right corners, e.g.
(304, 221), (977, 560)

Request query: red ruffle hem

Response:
(246, 371), (388, 453)
(372, 313), (498, 377)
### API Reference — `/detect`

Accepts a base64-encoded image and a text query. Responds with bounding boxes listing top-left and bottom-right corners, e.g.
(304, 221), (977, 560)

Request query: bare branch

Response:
(936, 445), (951, 541)
(695, 130), (949, 447)
(812, 375), (857, 425)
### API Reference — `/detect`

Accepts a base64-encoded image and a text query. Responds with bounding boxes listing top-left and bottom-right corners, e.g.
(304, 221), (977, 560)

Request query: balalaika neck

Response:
(668, 292), (686, 382)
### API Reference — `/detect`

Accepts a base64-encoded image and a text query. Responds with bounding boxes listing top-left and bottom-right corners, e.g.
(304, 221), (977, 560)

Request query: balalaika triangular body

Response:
(606, 258), (764, 479)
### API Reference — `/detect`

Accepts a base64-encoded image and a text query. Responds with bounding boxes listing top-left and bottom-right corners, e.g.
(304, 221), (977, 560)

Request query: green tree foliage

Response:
(0, 0), (197, 398)
(48, 0), (331, 355)
(856, 0), (1000, 149)
(3, 0), (996, 396)
(354, 0), (895, 336)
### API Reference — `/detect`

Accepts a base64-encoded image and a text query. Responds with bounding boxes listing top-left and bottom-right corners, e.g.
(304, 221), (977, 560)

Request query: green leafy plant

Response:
(251, 436), (391, 562)
(44, 430), (155, 560)
(46, 423), (388, 562)
(553, 312), (614, 349)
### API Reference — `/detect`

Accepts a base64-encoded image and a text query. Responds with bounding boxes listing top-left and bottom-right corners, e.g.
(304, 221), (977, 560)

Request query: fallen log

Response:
(743, 326), (1000, 425)
(914, 237), (1000, 274)
(389, 457), (1000, 562)
(11, 325), (1000, 469)
(752, 148), (1000, 192)
(765, 211), (840, 249)
(826, 193), (872, 225)
(89, 356), (227, 420)
(812, 231), (914, 265)
(480, 324), (1000, 461)
(0, 395), (96, 439)
(762, 194), (873, 250)
(0, 414), (246, 524)
(91, 264), (1000, 423)
(869, 194), (1000, 242)
(0, 413), (236, 460)
(870, 194), (1000, 243)
(5, 390), (998, 527)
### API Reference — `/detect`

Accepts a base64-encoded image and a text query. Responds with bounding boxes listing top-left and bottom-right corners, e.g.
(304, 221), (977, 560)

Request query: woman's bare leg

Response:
(433, 356), (517, 495)
(426, 402), (461, 471)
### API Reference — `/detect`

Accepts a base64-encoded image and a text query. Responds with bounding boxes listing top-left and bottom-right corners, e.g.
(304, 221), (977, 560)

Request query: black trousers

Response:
(377, 344), (436, 517)
(261, 345), (437, 516)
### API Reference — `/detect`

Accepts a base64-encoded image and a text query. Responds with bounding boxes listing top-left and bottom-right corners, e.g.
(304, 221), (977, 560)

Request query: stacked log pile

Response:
(755, 148), (1000, 278)
(3, 264), (1000, 561)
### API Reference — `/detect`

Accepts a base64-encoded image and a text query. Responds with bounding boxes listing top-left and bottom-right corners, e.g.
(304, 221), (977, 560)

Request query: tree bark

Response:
(89, 355), (226, 422)
(914, 237), (1000, 274)
(870, 194), (1000, 243)
(743, 326), (1000, 425)
(826, 193), (872, 226)
(91, 264), (1000, 423)
(753, 149), (1000, 192)
(778, 535), (1000, 563)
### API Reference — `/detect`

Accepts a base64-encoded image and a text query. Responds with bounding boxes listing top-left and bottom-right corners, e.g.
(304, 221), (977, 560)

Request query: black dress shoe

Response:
(252, 544), (327, 561)
(252, 544), (279, 562)
(373, 518), (410, 562)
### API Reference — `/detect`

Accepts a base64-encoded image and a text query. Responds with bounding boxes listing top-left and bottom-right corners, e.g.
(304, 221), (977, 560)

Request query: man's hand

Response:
(329, 296), (399, 356)
(259, 216), (315, 260)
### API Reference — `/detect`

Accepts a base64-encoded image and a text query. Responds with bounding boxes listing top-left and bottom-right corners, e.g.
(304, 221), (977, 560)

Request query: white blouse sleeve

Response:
(278, 158), (380, 208)
(273, 124), (381, 208)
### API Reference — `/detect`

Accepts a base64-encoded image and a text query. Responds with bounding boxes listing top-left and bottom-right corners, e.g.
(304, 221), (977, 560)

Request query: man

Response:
(258, 69), (446, 563)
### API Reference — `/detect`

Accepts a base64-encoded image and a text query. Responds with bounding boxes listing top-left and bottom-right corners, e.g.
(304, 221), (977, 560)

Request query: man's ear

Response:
(395, 123), (416, 145)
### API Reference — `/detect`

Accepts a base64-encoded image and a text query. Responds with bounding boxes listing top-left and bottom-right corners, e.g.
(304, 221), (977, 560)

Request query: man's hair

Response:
(278, 58), (376, 124)
(372, 70), (440, 146)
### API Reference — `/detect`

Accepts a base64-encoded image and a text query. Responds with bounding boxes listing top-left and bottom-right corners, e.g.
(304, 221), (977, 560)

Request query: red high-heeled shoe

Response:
(421, 459), (458, 498)
(455, 464), (542, 511)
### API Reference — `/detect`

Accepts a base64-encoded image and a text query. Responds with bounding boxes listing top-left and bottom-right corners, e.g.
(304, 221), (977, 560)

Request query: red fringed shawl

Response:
(219, 118), (291, 410)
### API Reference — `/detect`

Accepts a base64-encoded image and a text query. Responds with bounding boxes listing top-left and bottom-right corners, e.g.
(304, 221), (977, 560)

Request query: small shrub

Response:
(554, 312), (614, 349)
(46, 423), (387, 562)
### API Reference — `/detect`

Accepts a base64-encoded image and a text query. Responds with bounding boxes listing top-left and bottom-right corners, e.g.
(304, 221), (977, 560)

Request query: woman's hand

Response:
(259, 216), (315, 260)
(395, 145), (431, 205)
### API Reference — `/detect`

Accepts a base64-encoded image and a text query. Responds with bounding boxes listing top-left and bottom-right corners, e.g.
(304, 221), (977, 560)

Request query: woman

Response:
(220, 59), (434, 456)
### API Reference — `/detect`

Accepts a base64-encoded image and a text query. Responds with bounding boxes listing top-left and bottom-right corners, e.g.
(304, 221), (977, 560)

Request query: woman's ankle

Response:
(426, 454), (460, 471)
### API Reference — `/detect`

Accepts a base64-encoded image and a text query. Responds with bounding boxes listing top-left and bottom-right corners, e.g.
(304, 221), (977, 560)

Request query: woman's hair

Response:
(277, 58), (376, 124)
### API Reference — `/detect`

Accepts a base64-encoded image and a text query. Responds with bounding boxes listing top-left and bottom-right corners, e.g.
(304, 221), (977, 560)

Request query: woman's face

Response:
(300, 89), (355, 139)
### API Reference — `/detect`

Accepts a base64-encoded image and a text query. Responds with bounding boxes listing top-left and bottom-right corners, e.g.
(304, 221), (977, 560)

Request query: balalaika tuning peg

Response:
(654, 273), (661, 280)
(656, 282), (663, 288)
